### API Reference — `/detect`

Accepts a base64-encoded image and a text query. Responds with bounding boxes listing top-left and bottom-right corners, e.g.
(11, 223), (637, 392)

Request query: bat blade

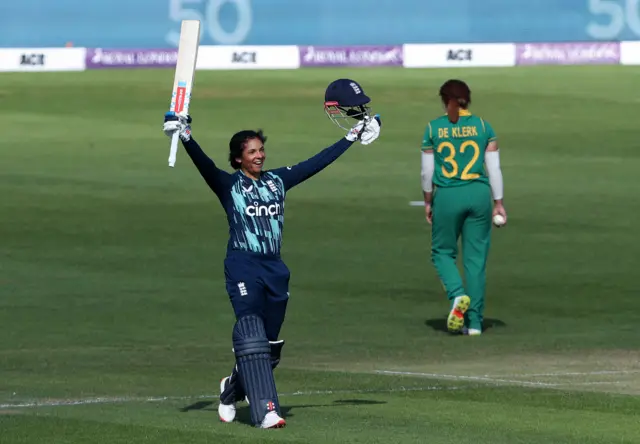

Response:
(168, 19), (201, 168)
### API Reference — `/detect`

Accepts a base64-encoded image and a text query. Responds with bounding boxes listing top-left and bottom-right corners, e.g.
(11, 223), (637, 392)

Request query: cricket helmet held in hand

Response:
(324, 79), (373, 130)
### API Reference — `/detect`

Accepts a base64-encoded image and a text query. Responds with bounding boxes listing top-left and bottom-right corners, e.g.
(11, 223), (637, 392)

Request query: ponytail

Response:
(447, 101), (459, 123)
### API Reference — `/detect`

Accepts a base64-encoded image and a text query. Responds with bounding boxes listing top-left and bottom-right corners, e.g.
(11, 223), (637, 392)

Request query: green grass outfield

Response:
(1, 66), (639, 443)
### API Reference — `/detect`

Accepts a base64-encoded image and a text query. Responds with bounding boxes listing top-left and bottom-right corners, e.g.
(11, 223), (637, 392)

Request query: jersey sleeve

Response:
(421, 123), (434, 151)
(182, 137), (233, 198)
(482, 119), (498, 142)
(269, 137), (354, 191)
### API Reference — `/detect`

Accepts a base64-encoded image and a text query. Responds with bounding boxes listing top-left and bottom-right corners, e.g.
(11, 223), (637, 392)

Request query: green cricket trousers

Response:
(431, 181), (492, 331)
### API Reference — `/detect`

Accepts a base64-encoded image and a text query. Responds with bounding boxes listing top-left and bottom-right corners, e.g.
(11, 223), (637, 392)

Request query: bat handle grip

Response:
(168, 131), (180, 167)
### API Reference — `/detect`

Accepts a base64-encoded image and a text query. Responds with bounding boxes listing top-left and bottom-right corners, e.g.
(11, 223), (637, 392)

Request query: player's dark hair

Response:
(228, 129), (267, 169)
(439, 79), (471, 123)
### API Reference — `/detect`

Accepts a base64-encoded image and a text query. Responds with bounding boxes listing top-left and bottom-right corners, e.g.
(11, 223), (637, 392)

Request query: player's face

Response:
(238, 138), (266, 177)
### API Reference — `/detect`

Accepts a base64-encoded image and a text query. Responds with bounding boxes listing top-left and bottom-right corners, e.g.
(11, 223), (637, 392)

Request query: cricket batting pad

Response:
(221, 339), (286, 405)
(232, 315), (281, 426)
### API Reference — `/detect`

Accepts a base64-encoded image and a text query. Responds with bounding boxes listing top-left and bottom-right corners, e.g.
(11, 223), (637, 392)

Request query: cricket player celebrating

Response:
(421, 79), (507, 336)
(162, 79), (380, 428)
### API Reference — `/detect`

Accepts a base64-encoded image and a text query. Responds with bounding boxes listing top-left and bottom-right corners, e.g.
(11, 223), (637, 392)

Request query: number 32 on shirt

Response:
(436, 140), (481, 180)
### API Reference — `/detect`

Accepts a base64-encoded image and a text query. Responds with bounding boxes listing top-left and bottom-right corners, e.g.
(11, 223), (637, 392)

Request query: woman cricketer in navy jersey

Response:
(162, 79), (381, 429)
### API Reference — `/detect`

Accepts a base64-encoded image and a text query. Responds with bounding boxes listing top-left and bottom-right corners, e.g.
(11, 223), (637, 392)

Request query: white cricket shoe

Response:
(218, 377), (236, 423)
(462, 326), (482, 336)
(260, 411), (286, 429)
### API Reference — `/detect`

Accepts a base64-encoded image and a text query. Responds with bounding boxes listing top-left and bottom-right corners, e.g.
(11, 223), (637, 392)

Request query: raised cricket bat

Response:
(167, 20), (201, 167)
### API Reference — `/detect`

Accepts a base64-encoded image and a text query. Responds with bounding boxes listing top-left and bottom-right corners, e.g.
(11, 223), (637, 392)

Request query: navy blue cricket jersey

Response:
(182, 137), (354, 257)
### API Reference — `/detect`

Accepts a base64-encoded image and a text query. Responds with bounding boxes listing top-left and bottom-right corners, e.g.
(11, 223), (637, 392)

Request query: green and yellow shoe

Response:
(447, 295), (470, 333)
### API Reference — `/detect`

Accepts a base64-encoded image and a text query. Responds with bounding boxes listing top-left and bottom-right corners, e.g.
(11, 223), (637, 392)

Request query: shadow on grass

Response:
(180, 398), (386, 425)
(425, 317), (507, 333)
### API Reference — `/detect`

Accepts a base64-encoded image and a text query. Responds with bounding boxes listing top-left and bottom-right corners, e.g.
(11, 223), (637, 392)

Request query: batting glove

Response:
(360, 114), (381, 146)
(345, 119), (366, 142)
(344, 114), (381, 145)
(163, 111), (192, 142)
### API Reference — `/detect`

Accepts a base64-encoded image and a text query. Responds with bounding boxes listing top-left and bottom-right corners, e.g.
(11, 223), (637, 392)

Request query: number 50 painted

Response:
(587, 0), (640, 39)
(166, 0), (252, 46)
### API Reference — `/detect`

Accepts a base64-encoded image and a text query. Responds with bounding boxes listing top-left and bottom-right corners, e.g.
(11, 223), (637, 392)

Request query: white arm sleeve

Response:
(421, 151), (434, 193)
(484, 150), (503, 200)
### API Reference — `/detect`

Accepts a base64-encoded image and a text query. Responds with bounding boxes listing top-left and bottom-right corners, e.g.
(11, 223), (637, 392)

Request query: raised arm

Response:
(182, 137), (232, 197)
(163, 112), (232, 198)
(270, 115), (381, 191)
(270, 137), (354, 191)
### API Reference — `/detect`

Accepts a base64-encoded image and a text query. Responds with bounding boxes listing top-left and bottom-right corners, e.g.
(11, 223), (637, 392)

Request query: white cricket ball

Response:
(493, 214), (506, 227)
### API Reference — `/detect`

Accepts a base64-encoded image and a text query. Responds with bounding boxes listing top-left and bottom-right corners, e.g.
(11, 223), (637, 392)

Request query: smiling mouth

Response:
(253, 160), (264, 167)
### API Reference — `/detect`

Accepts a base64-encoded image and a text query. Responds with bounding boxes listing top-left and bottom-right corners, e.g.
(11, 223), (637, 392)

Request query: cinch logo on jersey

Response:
(245, 202), (283, 217)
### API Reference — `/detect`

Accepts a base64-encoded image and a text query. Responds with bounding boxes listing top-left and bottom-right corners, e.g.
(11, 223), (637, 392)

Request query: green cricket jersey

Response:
(421, 110), (497, 188)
